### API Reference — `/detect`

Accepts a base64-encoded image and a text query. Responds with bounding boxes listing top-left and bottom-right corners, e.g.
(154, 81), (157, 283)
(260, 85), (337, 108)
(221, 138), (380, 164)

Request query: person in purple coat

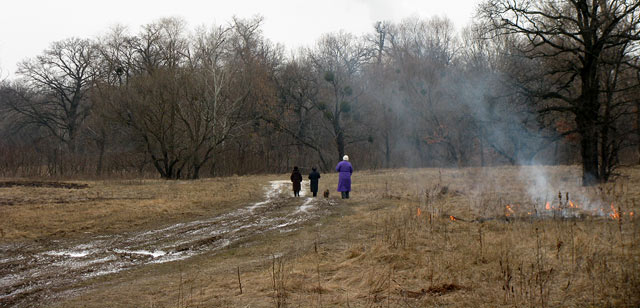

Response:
(335, 155), (353, 199)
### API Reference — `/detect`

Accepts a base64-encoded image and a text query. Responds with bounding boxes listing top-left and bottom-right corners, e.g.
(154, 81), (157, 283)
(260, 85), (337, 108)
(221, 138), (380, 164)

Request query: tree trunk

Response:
(579, 120), (600, 186)
(600, 78), (616, 183)
(578, 55), (601, 186)
(152, 159), (168, 179)
(385, 133), (391, 168)
(336, 128), (345, 162)
(316, 151), (330, 172)
(479, 135), (485, 167)
(96, 138), (105, 177)
(637, 101), (640, 165)
(191, 164), (201, 179)
(599, 123), (609, 183)
(152, 154), (179, 179)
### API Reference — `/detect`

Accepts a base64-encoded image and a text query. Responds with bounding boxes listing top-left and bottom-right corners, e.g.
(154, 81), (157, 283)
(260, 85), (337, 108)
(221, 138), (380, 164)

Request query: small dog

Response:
(323, 189), (330, 198)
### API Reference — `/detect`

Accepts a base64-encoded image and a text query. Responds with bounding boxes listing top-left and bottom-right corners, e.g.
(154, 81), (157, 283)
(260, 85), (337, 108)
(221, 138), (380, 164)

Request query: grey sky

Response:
(0, 0), (481, 78)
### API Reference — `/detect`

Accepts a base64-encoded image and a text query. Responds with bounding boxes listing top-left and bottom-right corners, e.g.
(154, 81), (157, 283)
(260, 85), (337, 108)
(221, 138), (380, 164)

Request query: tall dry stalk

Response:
(477, 224), (484, 263)
(271, 255), (288, 308)
(499, 251), (513, 304)
(314, 241), (322, 307)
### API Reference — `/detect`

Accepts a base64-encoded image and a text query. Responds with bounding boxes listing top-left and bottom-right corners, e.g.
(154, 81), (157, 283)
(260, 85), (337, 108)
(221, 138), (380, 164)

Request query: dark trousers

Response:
(341, 191), (350, 199)
(312, 191), (317, 197)
(294, 190), (300, 197)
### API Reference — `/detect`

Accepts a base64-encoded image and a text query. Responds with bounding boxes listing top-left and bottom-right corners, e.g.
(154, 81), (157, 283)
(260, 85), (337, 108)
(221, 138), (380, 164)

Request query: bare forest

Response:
(0, 0), (639, 184)
(2, 2), (640, 306)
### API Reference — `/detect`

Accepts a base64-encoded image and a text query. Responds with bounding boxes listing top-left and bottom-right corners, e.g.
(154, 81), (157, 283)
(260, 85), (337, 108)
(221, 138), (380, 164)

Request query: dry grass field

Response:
(1, 165), (639, 307)
(0, 175), (278, 241)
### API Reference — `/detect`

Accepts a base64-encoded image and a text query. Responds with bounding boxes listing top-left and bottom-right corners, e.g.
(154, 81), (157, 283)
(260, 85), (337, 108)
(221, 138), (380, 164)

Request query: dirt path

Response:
(0, 180), (332, 307)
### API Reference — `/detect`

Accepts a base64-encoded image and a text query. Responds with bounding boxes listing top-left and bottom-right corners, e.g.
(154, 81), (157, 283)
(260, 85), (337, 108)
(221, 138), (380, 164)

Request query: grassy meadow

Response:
(1, 165), (639, 307)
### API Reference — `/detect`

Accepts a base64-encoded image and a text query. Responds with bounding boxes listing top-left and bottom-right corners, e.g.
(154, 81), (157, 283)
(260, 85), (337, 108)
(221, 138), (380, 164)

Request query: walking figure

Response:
(308, 167), (321, 197)
(290, 166), (303, 197)
(336, 155), (353, 199)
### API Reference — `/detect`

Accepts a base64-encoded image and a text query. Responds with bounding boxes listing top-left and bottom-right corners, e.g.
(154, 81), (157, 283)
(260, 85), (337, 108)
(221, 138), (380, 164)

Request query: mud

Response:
(0, 181), (89, 189)
(0, 180), (334, 307)
(0, 195), (152, 206)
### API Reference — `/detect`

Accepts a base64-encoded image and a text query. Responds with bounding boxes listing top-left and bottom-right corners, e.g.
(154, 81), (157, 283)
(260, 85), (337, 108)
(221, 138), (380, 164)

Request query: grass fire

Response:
(1, 165), (639, 307)
(1, 0), (639, 306)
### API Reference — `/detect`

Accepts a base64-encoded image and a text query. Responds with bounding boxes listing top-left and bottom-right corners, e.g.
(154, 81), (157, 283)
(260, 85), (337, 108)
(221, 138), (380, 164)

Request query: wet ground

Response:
(0, 181), (89, 189)
(0, 180), (333, 307)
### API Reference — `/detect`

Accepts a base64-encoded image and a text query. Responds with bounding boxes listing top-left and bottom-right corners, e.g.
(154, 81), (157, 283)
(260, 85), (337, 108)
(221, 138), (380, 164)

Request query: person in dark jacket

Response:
(335, 155), (353, 199)
(290, 166), (303, 197)
(308, 167), (321, 197)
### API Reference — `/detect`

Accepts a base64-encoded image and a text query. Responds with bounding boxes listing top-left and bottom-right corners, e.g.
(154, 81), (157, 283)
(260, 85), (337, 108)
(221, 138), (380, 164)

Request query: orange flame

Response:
(609, 203), (620, 220)
(505, 205), (515, 217)
(449, 215), (457, 221)
(568, 200), (576, 208)
(545, 202), (551, 210)
(417, 208), (422, 217)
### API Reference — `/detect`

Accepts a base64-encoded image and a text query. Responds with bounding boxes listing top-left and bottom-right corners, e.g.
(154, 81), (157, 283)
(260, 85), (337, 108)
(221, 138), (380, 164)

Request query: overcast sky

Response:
(0, 0), (482, 78)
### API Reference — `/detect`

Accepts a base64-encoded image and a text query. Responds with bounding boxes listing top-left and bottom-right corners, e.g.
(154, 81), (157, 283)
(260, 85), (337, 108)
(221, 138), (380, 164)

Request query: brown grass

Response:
(0, 174), (279, 240)
(2, 165), (638, 307)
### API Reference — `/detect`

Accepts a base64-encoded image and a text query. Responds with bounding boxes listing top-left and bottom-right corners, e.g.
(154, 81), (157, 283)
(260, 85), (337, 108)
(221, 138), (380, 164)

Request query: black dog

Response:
(323, 189), (330, 198)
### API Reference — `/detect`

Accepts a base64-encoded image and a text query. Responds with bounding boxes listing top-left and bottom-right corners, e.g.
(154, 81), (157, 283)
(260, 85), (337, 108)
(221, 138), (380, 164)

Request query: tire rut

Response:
(0, 180), (333, 307)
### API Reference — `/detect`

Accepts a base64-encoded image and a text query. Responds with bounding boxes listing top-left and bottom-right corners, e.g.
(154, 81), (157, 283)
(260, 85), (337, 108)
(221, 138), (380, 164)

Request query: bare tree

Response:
(365, 21), (398, 168)
(4, 11), (638, 178)
(597, 42), (640, 180)
(309, 31), (372, 162)
(181, 18), (266, 178)
(217, 16), (283, 175)
(97, 18), (190, 179)
(385, 17), (464, 166)
(480, 0), (640, 185)
(10, 38), (98, 153)
(267, 54), (334, 170)
(93, 17), (278, 179)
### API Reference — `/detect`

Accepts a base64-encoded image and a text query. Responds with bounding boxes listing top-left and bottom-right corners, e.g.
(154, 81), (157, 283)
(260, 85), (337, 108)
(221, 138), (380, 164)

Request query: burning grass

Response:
(4, 165), (639, 307)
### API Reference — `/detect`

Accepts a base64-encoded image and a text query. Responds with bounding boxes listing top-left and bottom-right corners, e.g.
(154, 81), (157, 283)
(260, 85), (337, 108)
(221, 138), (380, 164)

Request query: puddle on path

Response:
(0, 180), (333, 307)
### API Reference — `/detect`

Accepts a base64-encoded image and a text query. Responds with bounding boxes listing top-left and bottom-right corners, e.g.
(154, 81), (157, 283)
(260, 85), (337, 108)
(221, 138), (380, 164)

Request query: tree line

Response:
(0, 0), (639, 185)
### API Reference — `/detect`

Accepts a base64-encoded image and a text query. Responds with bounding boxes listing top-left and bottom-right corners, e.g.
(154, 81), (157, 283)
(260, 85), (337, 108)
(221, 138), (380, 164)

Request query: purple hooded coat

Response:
(335, 160), (353, 192)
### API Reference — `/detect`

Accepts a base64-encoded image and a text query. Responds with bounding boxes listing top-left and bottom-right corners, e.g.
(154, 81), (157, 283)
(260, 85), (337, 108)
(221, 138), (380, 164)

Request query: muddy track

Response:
(0, 180), (334, 307)
(0, 181), (89, 189)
